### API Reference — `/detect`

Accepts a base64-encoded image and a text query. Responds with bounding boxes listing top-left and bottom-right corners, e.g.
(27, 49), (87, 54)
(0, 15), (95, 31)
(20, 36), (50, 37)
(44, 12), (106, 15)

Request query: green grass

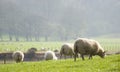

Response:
(0, 54), (120, 72)
(0, 42), (64, 52)
(95, 38), (120, 52)
(0, 38), (120, 52)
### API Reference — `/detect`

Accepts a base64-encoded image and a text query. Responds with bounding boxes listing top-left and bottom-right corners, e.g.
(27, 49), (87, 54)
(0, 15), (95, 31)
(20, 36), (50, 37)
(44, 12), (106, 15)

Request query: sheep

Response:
(26, 47), (37, 60)
(74, 38), (106, 61)
(44, 50), (57, 60)
(54, 49), (59, 52)
(12, 51), (24, 63)
(60, 43), (74, 59)
(27, 47), (37, 53)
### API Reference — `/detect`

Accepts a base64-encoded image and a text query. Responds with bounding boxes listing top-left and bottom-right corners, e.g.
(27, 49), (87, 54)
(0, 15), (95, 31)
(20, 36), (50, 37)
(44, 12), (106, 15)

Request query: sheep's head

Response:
(98, 51), (106, 58)
(12, 51), (24, 63)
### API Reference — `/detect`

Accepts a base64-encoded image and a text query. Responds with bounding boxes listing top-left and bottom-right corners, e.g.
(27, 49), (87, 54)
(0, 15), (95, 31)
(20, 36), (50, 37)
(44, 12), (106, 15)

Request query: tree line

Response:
(0, 0), (120, 41)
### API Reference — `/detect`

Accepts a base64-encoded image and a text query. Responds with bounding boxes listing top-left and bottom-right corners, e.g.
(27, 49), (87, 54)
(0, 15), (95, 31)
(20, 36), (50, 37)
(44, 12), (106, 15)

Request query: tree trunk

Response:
(4, 53), (6, 64)
(45, 35), (48, 42)
(35, 35), (39, 41)
(30, 36), (32, 41)
(26, 35), (29, 41)
(15, 36), (19, 42)
(9, 33), (12, 41)
(0, 35), (3, 41)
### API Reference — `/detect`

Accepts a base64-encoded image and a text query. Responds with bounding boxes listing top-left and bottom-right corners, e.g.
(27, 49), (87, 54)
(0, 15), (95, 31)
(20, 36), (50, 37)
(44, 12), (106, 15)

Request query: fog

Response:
(0, 0), (120, 41)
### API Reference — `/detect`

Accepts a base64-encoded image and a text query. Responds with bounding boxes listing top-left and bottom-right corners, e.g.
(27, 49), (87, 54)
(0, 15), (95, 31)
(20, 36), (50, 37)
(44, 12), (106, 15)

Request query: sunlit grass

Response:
(0, 54), (120, 72)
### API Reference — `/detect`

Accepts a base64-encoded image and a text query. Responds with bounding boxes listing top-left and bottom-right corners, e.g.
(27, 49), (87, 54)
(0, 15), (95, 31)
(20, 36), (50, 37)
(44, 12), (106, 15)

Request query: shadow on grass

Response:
(107, 68), (120, 72)
(111, 59), (120, 62)
(65, 65), (83, 68)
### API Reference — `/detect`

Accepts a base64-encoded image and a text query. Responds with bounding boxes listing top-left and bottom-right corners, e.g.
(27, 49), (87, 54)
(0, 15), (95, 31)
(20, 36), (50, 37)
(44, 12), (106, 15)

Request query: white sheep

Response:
(44, 50), (57, 60)
(12, 51), (24, 63)
(60, 43), (74, 59)
(74, 38), (106, 61)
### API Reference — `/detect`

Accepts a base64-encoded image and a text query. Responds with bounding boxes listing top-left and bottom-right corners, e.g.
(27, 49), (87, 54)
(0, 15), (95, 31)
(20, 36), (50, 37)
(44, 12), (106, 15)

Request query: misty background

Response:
(0, 0), (120, 41)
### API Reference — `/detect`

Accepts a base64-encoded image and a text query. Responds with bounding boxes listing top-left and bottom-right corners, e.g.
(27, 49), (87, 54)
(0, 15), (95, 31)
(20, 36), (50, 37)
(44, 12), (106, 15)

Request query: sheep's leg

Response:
(64, 55), (66, 59)
(89, 54), (92, 59)
(81, 54), (85, 60)
(74, 53), (77, 61)
(71, 55), (72, 58)
(72, 53), (75, 58)
(76, 54), (79, 58)
(60, 54), (62, 59)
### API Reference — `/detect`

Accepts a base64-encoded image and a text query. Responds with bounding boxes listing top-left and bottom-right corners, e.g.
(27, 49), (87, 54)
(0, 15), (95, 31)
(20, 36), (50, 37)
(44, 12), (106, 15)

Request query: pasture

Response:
(0, 38), (120, 53)
(0, 38), (120, 72)
(0, 54), (120, 72)
(0, 41), (63, 52)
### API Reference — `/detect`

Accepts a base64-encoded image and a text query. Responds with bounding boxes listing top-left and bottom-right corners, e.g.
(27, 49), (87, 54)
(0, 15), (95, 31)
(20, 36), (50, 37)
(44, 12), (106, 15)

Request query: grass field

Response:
(0, 41), (64, 52)
(0, 54), (120, 72)
(0, 38), (120, 52)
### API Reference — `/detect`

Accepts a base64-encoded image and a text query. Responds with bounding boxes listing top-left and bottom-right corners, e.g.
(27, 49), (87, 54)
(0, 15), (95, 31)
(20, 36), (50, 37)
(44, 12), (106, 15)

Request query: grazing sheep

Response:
(27, 47), (37, 60)
(27, 47), (37, 53)
(54, 49), (59, 52)
(12, 51), (24, 63)
(74, 38), (106, 61)
(44, 50), (57, 60)
(60, 43), (74, 59)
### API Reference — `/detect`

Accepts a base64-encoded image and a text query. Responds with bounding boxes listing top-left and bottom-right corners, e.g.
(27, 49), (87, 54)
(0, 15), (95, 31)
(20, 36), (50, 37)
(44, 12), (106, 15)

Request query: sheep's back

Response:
(74, 38), (99, 54)
(44, 51), (57, 60)
(61, 43), (73, 55)
(44, 52), (53, 60)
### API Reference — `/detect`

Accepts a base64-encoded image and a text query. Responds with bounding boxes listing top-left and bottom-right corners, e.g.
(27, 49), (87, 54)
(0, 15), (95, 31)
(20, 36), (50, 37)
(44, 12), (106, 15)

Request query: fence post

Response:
(4, 53), (6, 64)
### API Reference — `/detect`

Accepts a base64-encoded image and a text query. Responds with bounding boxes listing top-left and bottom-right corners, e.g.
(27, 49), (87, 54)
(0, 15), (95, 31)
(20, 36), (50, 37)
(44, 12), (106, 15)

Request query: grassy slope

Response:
(0, 54), (120, 72)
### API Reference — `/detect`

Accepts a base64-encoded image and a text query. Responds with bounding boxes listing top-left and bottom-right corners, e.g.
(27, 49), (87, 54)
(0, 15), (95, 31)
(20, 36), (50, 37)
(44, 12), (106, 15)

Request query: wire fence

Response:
(0, 39), (120, 53)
